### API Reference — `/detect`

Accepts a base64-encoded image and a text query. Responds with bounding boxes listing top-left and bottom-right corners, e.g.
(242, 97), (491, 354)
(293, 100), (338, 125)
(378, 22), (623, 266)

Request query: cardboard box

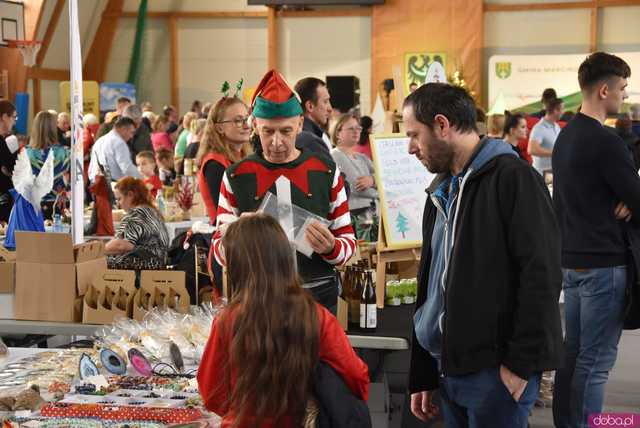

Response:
(76, 241), (107, 296)
(0, 246), (16, 293)
(83, 270), (136, 324)
(14, 232), (107, 322)
(141, 270), (189, 313)
(132, 270), (189, 321)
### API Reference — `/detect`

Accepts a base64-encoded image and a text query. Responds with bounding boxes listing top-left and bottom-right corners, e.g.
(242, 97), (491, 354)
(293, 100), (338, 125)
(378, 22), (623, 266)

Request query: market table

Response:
(0, 319), (103, 337)
(346, 304), (414, 427)
(0, 318), (409, 351)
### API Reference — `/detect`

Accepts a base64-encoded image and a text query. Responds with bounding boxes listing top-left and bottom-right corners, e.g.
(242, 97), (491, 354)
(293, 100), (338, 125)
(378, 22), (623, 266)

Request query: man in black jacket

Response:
(552, 52), (637, 428)
(295, 77), (333, 154)
(405, 83), (563, 428)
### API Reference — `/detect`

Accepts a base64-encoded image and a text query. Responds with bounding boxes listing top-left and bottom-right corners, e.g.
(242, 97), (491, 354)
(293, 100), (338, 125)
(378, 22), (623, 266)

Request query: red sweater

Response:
(197, 304), (369, 427)
(143, 175), (163, 199)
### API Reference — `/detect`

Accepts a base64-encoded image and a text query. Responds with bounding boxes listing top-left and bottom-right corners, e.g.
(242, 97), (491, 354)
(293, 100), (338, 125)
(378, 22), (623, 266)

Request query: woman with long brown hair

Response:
(26, 110), (70, 219)
(105, 177), (169, 270)
(197, 97), (252, 295)
(196, 96), (252, 226)
(197, 214), (369, 427)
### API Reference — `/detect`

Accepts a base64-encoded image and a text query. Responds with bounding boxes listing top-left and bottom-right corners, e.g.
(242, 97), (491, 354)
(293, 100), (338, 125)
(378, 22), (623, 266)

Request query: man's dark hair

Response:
(409, 82), (418, 88)
(544, 97), (563, 112)
(403, 83), (478, 133)
(541, 88), (557, 103)
(116, 97), (131, 105)
(294, 77), (325, 112)
(578, 52), (631, 90)
(114, 116), (136, 129)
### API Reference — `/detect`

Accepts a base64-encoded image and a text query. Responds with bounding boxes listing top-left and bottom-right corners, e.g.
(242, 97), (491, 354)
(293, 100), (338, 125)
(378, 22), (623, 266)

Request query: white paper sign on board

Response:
(370, 134), (436, 249)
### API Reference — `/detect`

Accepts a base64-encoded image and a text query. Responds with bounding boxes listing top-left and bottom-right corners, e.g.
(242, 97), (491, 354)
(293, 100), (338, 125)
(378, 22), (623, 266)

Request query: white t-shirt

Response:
(530, 119), (561, 174)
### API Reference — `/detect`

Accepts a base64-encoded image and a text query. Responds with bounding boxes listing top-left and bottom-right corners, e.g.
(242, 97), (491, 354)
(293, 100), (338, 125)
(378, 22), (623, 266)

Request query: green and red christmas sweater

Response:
(212, 150), (356, 283)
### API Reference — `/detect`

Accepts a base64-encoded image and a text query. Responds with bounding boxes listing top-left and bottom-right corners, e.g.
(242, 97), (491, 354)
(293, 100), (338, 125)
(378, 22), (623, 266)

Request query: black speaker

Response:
(326, 75), (360, 113)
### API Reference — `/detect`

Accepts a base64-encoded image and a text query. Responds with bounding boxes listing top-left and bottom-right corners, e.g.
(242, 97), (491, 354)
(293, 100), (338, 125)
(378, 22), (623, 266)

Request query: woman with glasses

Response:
(0, 100), (18, 222)
(331, 113), (379, 242)
(196, 96), (252, 294)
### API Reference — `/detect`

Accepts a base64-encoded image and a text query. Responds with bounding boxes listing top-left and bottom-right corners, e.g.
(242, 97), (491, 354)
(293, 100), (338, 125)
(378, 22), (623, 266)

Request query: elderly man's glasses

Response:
(216, 116), (250, 128)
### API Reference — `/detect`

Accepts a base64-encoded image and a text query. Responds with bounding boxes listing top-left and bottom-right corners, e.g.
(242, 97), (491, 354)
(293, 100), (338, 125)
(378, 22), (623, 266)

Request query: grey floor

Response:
(388, 329), (640, 427)
(529, 329), (640, 428)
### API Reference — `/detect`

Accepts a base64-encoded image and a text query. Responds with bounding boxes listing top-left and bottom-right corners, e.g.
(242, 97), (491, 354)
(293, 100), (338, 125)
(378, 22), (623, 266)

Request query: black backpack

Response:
(313, 361), (372, 428)
(167, 231), (212, 304)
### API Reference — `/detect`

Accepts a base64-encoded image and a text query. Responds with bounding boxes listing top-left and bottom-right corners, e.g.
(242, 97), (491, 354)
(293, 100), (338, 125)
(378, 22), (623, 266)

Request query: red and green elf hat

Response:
(251, 69), (303, 119)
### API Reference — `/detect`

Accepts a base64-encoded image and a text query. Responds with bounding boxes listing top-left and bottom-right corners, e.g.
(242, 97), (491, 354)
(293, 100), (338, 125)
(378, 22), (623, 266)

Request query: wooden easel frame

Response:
(373, 221), (420, 308)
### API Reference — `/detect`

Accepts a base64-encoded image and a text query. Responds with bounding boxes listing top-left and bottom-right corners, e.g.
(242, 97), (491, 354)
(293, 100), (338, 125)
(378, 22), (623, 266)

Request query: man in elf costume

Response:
(212, 70), (355, 311)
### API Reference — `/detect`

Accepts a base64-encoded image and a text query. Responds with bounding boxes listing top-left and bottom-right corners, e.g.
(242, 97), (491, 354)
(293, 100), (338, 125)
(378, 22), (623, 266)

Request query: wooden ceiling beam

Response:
(83, 0), (125, 82)
(27, 67), (69, 81)
(35, 0), (65, 67)
(23, 0), (47, 112)
(483, 0), (640, 12)
(597, 0), (640, 6)
(118, 11), (268, 19)
(484, 2), (593, 12)
(24, 0), (47, 40)
(277, 8), (372, 17)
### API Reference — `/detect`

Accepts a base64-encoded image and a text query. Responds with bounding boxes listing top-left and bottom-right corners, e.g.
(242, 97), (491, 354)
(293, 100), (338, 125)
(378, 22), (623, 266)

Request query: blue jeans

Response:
(439, 367), (541, 428)
(553, 266), (627, 428)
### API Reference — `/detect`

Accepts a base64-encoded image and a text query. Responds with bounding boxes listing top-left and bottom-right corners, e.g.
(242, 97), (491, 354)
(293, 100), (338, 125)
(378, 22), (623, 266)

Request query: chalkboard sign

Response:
(370, 134), (435, 250)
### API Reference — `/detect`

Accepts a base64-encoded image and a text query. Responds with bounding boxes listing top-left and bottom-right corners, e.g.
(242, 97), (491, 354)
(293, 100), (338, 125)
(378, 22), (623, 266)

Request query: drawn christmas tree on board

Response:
(396, 212), (410, 238)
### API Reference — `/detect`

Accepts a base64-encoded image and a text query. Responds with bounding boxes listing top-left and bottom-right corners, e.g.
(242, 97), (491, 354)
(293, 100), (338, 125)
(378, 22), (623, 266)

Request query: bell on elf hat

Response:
(251, 69), (303, 119)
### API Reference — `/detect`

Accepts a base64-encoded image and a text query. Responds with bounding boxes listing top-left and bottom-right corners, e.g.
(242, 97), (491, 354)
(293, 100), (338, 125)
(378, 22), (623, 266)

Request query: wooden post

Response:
(169, 16), (179, 110)
(267, 6), (278, 70)
(590, 1), (599, 52)
(33, 78), (42, 114)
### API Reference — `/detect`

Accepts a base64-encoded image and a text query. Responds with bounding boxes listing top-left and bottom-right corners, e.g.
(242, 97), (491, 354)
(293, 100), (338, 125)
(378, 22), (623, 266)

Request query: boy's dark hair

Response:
(403, 83), (478, 133)
(294, 77), (325, 111)
(114, 116), (136, 129)
(544, 97), (564, 112)
(541, 88), (557, 103)
(116, 97), (131, 105)
(578, 52), (631, 90)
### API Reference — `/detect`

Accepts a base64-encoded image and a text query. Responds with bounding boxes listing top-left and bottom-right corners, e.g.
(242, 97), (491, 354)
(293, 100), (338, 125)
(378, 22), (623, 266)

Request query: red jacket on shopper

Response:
(197, 303), (369, 427)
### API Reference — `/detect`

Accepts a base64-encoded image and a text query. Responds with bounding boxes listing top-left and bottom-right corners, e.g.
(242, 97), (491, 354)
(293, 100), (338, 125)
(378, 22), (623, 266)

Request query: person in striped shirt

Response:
(212, 70), (356, 312)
